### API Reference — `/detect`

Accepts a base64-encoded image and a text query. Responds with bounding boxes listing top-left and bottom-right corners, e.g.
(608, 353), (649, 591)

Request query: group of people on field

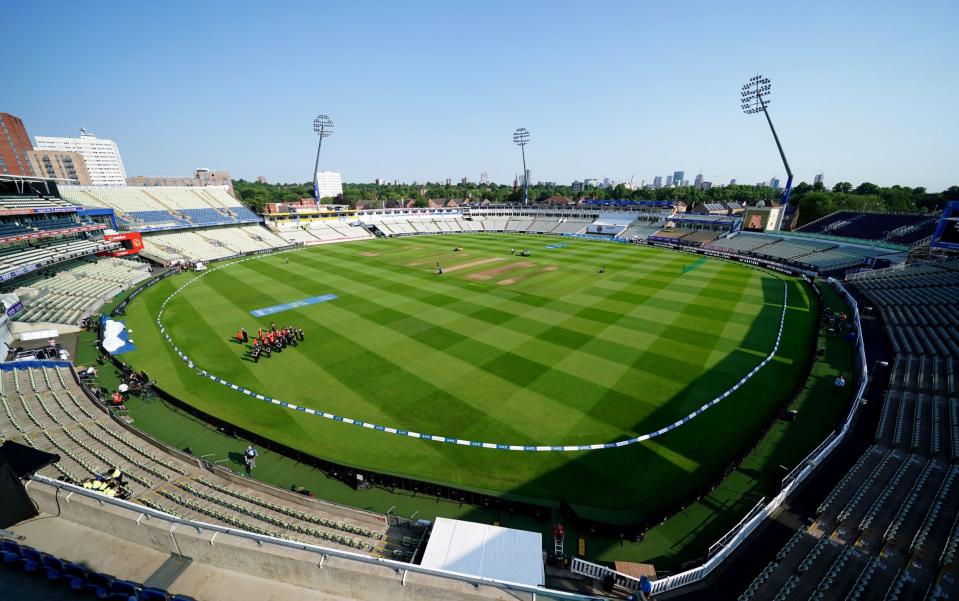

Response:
(233, 322), (305, 362)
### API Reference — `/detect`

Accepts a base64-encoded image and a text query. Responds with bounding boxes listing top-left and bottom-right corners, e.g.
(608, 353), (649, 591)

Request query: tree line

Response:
(233, 179), (958, 227)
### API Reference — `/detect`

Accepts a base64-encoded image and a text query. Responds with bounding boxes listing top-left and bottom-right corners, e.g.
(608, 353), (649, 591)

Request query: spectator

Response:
(640, 575), (653, 599)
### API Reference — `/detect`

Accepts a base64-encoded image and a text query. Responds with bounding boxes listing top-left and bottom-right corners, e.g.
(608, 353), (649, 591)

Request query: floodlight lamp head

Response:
(313, 114), (334, 137)
(740, 74), (773, 115)
(513, 127), (530, 146)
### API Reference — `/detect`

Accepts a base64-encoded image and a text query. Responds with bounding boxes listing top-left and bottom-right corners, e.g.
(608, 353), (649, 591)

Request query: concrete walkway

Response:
(9, 515), (354, 601)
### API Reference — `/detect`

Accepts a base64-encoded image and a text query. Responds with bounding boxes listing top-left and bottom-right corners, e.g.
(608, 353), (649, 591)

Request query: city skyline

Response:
(4, 0), (957, 191)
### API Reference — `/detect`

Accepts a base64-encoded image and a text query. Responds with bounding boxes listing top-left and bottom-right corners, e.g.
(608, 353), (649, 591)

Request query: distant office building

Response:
(375, 178), (386, 185)
(729, 178), (737, 186)
(694, 173), (704, 189)
(0, 112), (34, 176)
(665, 175), (673, 187)
(519, 170), (531, 186)
(814, 173), (824, 185)
(480, 171), (489, 185)
(583, 178), (598, 188)
(544, 181), (557, 187)
(461, 177), (468, 185)
(314, 170), (343, 200)
(571, 180), (584, 194)
(702, 181), (712, 190)
(127, 168), (233, 195)
(682, 180), (689, 187)
(602, 177), (612, 188)
(26, 150), (91, 183)
(673, 171), (684, 186)
(35, 129), (126, 186)
(445, 178), (452, 186)
(771, 177), (781, 190)
(653, 176), (663, 189)
(256, 176), (268, 184)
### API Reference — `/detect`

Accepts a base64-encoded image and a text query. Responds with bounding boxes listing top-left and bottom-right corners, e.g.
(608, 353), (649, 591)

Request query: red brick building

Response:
(0, 112), (35, 176)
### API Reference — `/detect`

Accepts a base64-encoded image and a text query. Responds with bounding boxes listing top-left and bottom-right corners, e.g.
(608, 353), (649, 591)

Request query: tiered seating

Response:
(526, 219), (559, 233)
(798, 211), (938, 245)
(680, 230), (721, 244)
(0, 195), (76, 212)
(13, 258), (151, 324)
(141, 226), (289, 263)
(708, 233), (777, 253)
(58, 186), (261, 230)
(798, 245), (886, 270)
(754, 237), (834, 260)
(738, 260), (959, 600)
(616, 223), (661, 240)
(0, 364), (393, 556)
(651, 229), (690, 240)
(0, 238), (117, 281)
(0, 215), (90, 239)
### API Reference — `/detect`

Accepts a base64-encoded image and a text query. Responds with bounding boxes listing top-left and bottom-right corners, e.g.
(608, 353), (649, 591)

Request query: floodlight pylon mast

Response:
(513, 128), (531, 206)
(741, 75), (793, 229)
(312, 114), (334, 206)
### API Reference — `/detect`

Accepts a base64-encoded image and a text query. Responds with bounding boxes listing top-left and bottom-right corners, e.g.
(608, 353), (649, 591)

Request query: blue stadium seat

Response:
(1, 539), (24, 566)
(63, 560), (92, 590)
(138, 586), (171, 600)
(84, 571), (116, 597)
(20, 545), (43, 572)
(40, 552), (66, 580)
(109, 578), (141, 599)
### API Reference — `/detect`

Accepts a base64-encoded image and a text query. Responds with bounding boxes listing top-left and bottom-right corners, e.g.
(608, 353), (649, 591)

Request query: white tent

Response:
(419, 517), (544, 587)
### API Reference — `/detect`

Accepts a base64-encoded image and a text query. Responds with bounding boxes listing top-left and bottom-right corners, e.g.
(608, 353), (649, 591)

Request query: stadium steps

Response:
(894, 391), (916, 449)
(907, 465), (959, 565)
(911, 395), (932, 452)
(816, 447), (885, 517)
(950, 398), (959, 461)
(834, 449), (905, 531)
(848, 454), (923, 547)
(860, 457), (936, 551)
(876, 389), (901, 444)
(737, 529), (820, 600)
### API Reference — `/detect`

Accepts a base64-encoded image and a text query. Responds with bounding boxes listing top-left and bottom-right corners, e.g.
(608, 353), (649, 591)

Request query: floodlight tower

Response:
(513, 127), (531, 206)
(312, 114), (334, 206)
(741, 75), (793, 229)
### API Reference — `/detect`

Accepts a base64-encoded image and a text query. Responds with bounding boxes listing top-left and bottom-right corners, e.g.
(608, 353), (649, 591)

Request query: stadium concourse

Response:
(1, 177), (957, 600)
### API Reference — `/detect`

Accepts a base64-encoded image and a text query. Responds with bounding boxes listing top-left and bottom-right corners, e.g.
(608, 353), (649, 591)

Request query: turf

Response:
(119, 234), (816, 515)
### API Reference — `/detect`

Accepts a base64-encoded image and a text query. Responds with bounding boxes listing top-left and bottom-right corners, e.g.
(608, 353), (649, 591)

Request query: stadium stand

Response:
(58, 186), (261, 231)
(797, 211), (939, 246)
(10, 258), (151, 325)
(705, 232), (905, 273)
(140, 225), (289, 263)
(0, 238), (118, 282)
(0, 363), (398, 556)
(737, 260), (959, 601)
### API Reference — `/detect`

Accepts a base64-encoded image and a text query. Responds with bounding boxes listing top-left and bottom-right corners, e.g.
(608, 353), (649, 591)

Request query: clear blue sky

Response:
(6, 0), (957, 190)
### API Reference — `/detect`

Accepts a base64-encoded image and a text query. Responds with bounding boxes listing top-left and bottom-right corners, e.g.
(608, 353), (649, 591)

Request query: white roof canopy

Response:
(419, 517), (544, 587)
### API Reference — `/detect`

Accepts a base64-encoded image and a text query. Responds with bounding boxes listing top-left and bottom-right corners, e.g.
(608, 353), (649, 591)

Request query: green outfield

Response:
(119, 234), (817, 516)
